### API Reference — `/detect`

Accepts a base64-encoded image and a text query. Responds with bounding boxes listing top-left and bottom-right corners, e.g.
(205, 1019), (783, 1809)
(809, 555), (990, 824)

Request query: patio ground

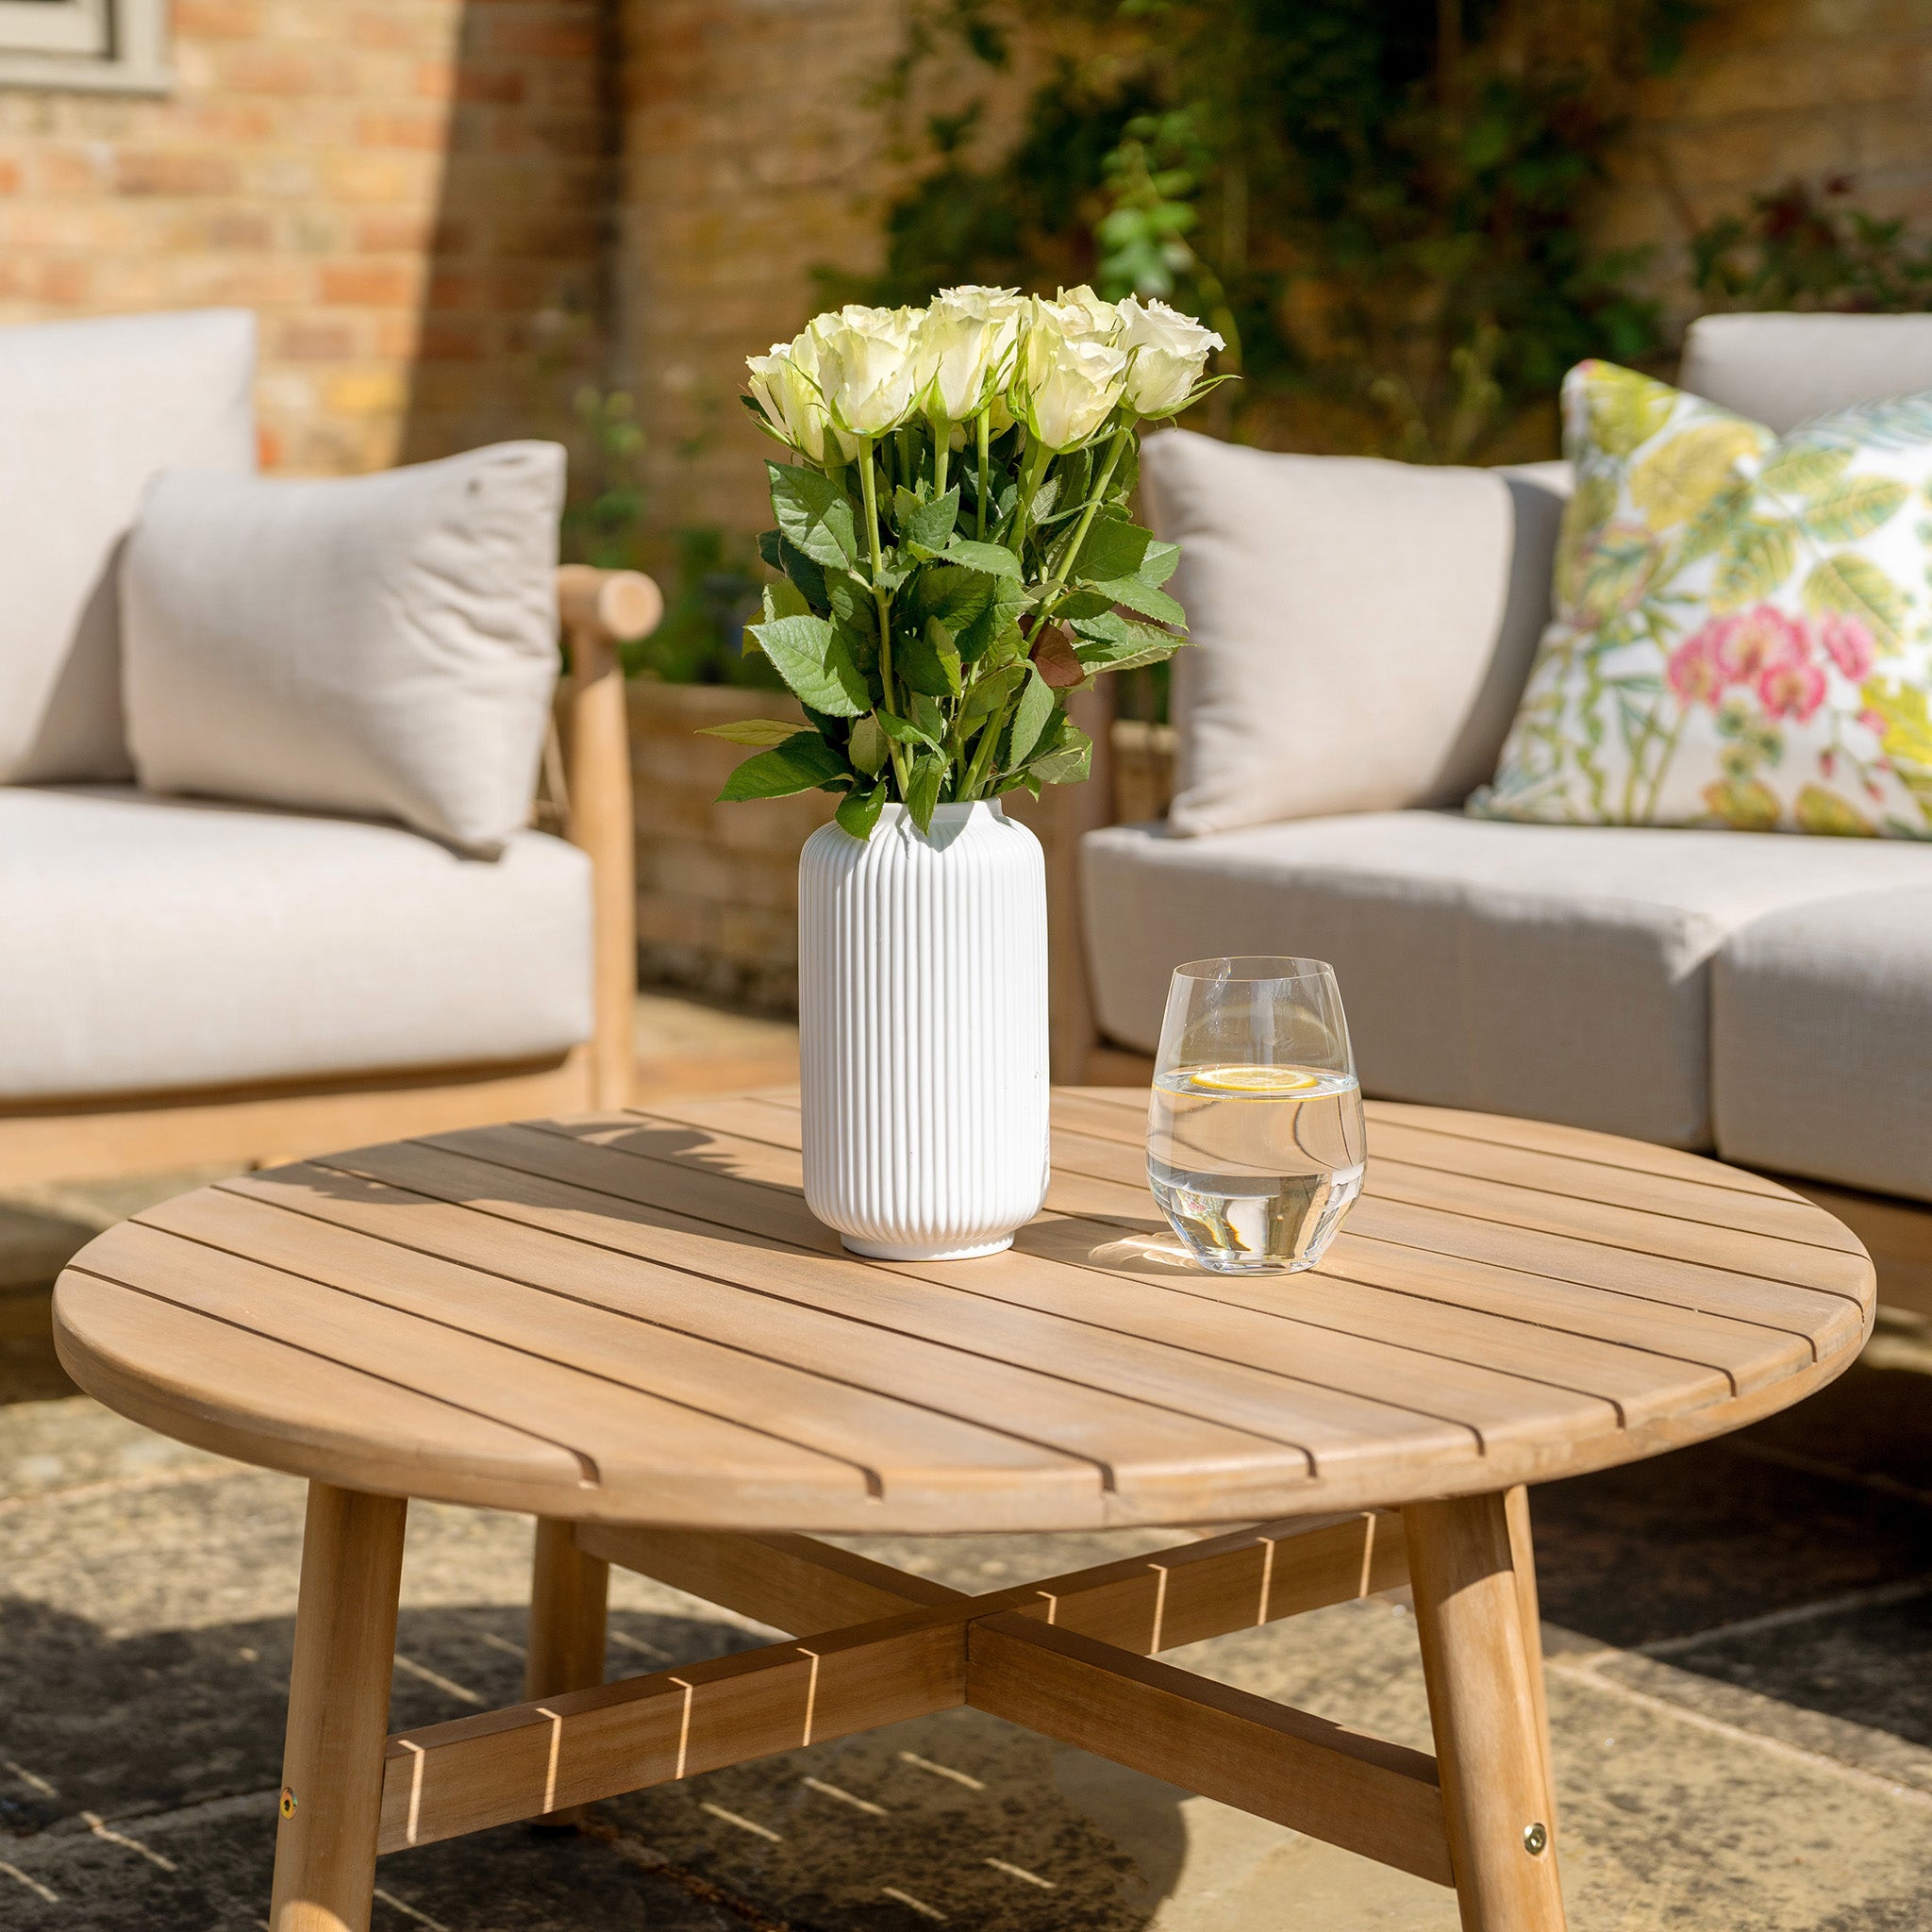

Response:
(1, 992), (1928, 1930)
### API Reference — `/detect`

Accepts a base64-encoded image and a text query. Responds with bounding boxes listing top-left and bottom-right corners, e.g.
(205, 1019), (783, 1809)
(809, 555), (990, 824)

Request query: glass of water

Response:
(1147, 957), (1366, 1274)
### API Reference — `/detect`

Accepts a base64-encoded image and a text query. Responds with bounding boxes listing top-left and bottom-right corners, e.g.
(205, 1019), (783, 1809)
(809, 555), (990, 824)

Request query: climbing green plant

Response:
(828, 0), (1707, 463)
(1691, 177), (1932, 314)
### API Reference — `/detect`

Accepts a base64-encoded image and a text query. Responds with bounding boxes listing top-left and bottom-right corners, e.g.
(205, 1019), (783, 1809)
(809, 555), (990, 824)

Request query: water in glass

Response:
(1147, 960), (1365, 1274)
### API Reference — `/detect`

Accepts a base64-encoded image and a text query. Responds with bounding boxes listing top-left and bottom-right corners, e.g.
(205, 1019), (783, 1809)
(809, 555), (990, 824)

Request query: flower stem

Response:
(1044, 425), (1129, 597)
(975, 409), (991, 540)
(1005, 436), (1051, 554)
(858, 436), (911, 799)
(931, 414), (948, 497)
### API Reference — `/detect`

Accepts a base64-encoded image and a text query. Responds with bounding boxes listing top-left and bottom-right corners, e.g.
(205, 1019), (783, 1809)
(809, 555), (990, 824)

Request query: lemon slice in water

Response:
(1188, 1065), (1324, 1095)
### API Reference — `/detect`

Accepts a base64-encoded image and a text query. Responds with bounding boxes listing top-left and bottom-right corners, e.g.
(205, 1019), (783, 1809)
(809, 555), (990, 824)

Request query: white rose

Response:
(1012, 295), (1129, 451)
(810, 303), (921, 439)
(915, 284), (1023, 422)
(1119, 295), (1224, 418)
(1051, 284), (1125, 345)
(745, 327), (856, 466)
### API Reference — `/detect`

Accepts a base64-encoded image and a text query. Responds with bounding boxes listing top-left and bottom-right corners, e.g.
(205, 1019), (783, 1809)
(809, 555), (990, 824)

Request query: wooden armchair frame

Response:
(0, 566), (659, 1189)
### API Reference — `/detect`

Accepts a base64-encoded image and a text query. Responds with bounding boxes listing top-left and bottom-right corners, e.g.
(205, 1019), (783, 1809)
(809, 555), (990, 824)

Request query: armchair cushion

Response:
(123, 441), (566, 858)
(0, 308), (256, 787)
(1141, 429), (1568, 836)
(1083, 809), (1931, 1153)
(0, 786), (591, 1103)
(1714, 886), (1932, 1204)
(1681, 312), (1932, 434)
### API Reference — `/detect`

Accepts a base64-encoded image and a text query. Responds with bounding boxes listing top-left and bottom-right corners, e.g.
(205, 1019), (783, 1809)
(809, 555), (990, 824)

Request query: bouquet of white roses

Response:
(708, 285), (1225, 839)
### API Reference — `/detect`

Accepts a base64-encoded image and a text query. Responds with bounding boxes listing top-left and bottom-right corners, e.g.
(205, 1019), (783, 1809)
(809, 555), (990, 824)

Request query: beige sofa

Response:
(1069, 313), (1932, 1307)
(0, 310), (658, 1185)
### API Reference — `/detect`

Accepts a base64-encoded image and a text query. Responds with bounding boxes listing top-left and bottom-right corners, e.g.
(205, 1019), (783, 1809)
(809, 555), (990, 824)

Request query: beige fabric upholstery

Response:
(1083, 810), (1931, 1150)
(0, 786), (591, 1102)
(1713, 888), (1932, 1203)
(124, 442), (566, 858)
(1679, 313), (1932, 432)
(1140, 430), (1569, 836)
(0, 308), (256, 786)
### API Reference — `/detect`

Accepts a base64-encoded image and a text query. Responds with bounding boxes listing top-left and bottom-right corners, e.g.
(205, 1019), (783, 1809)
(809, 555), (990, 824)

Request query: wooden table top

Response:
(52, 1089), (1874, 1533)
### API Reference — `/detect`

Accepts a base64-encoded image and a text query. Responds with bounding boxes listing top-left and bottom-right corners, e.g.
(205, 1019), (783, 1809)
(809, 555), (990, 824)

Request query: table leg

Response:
(1407, 1491), (1567, 1932)
(270, 1482), (408, 1932)
(1505, 1485), (1558, 1845)
(525, 1518), (609, 1825)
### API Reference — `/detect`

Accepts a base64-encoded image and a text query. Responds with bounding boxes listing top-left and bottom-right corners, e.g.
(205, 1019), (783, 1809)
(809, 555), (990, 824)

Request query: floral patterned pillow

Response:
(1472, 359), (1932, 839)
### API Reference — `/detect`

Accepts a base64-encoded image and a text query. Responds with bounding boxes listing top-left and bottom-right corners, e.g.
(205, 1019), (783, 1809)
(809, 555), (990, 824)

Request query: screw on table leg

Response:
(269, 1482), (408, 1932)
(1406, 1490), (1568, 1932)
(525, 1517), (610, 1829)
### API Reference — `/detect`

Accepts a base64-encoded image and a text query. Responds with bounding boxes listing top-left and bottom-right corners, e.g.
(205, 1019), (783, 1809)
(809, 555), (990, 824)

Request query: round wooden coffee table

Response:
(53, 1089), (1873, 1932)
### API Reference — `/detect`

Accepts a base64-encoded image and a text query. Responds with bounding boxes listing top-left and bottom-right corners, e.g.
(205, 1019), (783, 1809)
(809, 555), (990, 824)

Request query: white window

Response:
(0, 0), (169, 92)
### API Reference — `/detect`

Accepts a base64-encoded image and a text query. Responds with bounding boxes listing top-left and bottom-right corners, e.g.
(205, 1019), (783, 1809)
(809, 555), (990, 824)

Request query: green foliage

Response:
(1690, 177), (1932, 315)
(558, 387), (649, 571)
(717, 419), (1189, 833)
(828, 0), (1698, 463)
(632, 527), (784, 689)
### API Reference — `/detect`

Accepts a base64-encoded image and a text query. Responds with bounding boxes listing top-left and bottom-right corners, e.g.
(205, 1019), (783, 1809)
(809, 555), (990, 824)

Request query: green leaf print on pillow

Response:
(1474, 359), (1932, 841)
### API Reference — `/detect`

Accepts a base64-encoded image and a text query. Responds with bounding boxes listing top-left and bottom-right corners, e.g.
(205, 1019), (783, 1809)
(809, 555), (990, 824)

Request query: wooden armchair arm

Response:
(556, 565), (663, 1109)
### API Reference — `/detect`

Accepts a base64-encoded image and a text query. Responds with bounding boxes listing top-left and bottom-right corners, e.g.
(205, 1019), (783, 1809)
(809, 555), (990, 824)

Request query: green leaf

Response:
(878, 706), (944, 753)
(768, 462), (858, 569)
(718, 733), (848, 802)
(762, 577), (810, 622)
(1140, 539), (1180, 588)
(1710, 518), (1797, 608)
(1071, 609), (1185, 675)
(1755, 442), (1853, 499)
(1802, 475), (1910, 543)
(1804, 552), (1909, 648)
(908, 563), (997, 633)
(905, 753), (943, 834)
(896, 617), (963, 697)
(954, 575), (1026, 665)
(836, 782), (888, 840)
(698, 717), (806, 748)
(894, 484), (960, 553)
(943, 538), (1024, 578)
(745, 613), (869, 717)
(1028, 724), (1092, 786)
(1092, 575), (1187, 625)
(758, 527), (827, 609)
(847, 713), (888, 775)
(1008, 665), (1056, 766)
(959, 663), (1025, 725)
(1071, 512), (1152, 583)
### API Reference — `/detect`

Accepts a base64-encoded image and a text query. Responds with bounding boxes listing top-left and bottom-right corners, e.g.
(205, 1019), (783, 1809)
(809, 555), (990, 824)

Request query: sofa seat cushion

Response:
(0, 786), (591, 1103)
(1083, 812), (1931, 1150)
(1714, 888), (1932, 1203)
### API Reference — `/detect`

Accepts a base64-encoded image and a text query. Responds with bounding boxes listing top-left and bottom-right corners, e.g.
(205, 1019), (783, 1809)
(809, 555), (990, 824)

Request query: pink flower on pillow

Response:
(1758, 646), (1827, 723)
(1666, 625), (1725, 708)
(1715, 606), (1807, 684)
(1816, 612), (1876, 682)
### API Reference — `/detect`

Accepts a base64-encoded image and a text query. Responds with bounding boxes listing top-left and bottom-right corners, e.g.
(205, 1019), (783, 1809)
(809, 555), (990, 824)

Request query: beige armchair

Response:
(0, 307), (659, 1186)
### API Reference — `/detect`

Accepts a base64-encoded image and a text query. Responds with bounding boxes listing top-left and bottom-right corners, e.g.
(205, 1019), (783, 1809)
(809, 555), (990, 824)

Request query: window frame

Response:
(0, 0), (169, 93)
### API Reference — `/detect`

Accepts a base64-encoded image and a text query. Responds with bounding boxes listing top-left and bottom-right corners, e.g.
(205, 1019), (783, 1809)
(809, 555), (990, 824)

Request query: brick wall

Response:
(1597, 0), (1932, 323)
(0, 0), (609, 475)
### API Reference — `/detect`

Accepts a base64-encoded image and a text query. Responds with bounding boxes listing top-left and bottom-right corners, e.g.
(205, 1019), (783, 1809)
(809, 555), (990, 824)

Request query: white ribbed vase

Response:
(799, 801), (1050, 1260)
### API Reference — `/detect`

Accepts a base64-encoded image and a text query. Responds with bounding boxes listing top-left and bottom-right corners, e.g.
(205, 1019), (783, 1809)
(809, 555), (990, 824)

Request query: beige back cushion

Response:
(0, 308), (257, 784)
(123, 443), (566, 858)
(1141, 430), (1569, 836)
(1680, 312), (1932, 431)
